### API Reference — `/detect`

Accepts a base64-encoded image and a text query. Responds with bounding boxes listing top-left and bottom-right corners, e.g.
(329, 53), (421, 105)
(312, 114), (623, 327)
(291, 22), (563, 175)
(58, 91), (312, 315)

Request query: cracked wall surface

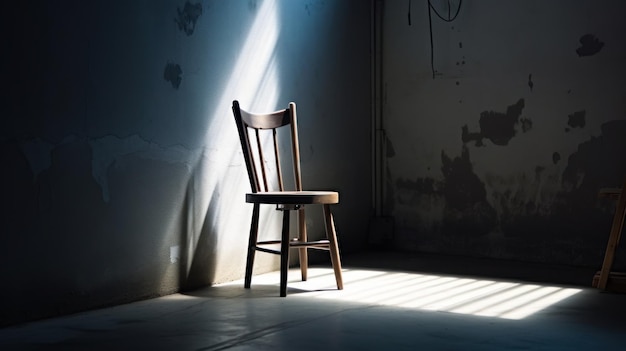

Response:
(1, 0), (371, 326)
(383, 0), (626, 267)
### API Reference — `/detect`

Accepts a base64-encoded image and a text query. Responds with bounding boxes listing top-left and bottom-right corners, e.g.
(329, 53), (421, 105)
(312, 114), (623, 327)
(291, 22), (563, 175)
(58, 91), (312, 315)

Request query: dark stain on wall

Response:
(393, 146), (497, 249)
(164, 63), (182, 89)
(396, 177), (437, 199)
(462, 99), (526, 146)
(389, 145), (497, 237)
(534, 166), (545, 181)
(494, 119), (626, 264)
(440, 146), (497, 236)
(483, 138), (625, 264)
(562, 119), (626, 199)
(175, 1), (203, 36)
(538, 120), (626, 264)
(520, 118), (533, 132)
(394, 119), (625, 263)
(576, 34), (604, 57)
(441, 146), (485, 210)
(528, 74), (533, 92)
(461, 126), (483, 146)
(552, 152), (561, 165)
(567, 110), (586, 129)
(305, 0), (326, 16)
(248, 0), (258, 12)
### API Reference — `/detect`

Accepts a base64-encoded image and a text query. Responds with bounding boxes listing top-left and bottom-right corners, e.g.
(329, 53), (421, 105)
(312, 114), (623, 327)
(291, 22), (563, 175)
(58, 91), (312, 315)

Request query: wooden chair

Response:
(594, 177), (626, 291)
(232, 100), (343, 297)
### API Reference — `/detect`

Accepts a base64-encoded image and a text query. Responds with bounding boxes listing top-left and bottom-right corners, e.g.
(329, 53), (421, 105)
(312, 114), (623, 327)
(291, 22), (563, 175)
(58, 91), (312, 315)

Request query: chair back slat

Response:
(238, 118), (261, 193)
(233, 100), (302, 194)
(273, 129), (284, 191)
(254, 129), (269, 192)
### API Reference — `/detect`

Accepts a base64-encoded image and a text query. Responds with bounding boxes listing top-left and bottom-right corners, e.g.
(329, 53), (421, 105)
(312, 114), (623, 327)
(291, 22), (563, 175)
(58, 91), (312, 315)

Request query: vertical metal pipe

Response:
(371, 0), (384, 216)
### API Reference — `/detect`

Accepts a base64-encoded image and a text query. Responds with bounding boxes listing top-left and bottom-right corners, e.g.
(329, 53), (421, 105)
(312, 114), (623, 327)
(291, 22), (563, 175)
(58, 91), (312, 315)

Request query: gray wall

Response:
(382, 0), (626, 266)
(1, 0), (371, 326)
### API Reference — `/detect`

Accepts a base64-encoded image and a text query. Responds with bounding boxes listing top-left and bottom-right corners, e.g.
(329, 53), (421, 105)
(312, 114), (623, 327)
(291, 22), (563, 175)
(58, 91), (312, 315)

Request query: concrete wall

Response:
(382, 1), (626, 267)
(1, 0), (371, 326)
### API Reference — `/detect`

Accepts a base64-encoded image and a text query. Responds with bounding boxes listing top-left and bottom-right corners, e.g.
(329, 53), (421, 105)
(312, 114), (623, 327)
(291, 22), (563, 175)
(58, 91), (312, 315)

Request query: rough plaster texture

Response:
(1, 0), (370, 326)
(383, 0), (626, 267)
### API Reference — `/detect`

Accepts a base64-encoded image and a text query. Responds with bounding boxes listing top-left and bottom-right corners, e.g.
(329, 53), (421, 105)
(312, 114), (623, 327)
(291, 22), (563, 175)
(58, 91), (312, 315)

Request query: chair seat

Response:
(246, 191), (339, 205)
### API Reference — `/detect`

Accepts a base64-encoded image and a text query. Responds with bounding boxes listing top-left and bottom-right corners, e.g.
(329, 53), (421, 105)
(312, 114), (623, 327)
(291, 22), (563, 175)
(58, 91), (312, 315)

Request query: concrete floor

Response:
(1, 252), (625, 350)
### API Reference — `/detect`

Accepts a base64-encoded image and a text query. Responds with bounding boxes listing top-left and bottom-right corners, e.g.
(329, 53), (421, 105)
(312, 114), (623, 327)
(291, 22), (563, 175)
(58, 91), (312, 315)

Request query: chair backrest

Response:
(232, 100), (303, 193)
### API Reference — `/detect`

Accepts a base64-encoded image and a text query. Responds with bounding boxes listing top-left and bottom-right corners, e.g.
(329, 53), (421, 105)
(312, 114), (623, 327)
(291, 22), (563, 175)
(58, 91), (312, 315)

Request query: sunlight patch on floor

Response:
(223, 267), (582, 320)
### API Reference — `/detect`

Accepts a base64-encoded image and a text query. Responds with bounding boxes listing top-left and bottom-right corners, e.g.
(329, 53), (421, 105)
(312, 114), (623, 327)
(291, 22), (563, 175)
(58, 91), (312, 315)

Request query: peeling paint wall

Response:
(383, 0), (626, 267)
(1, 0), (371, 326)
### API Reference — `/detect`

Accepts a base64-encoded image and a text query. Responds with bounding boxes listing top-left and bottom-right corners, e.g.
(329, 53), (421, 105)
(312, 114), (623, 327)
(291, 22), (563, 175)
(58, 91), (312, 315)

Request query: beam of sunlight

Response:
(398, 278), (483, 308)
(385, 277), (462, 306)
(420, 281), (515, 311)
(357, 275), (445, 305)
(472, 286), (559, 318)
(239, 268), (583, 320)
(186, 0), (282, 280)
(499, 287), (581, 320)
(304, 272), (436, 302)
(412, 279), (496, 310)
(304, 270), (404, 298)
(451, 284), (542, 315)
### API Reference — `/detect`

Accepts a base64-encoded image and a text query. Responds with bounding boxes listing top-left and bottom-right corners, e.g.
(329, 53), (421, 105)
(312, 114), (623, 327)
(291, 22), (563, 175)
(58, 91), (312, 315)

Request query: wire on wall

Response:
(429, 0), (461, 22)
(408, 0), (412, 25)
(426, 0), (462, 78)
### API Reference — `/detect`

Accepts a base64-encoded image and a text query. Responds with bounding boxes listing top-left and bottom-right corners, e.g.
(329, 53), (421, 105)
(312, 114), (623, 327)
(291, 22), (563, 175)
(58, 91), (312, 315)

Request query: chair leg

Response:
(280, 210), (291, 297)
(244, 203), (260, 289)
(598, 188), (626, 290)
(298, 208), (308, 281)
(323, 204), (343, 290)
